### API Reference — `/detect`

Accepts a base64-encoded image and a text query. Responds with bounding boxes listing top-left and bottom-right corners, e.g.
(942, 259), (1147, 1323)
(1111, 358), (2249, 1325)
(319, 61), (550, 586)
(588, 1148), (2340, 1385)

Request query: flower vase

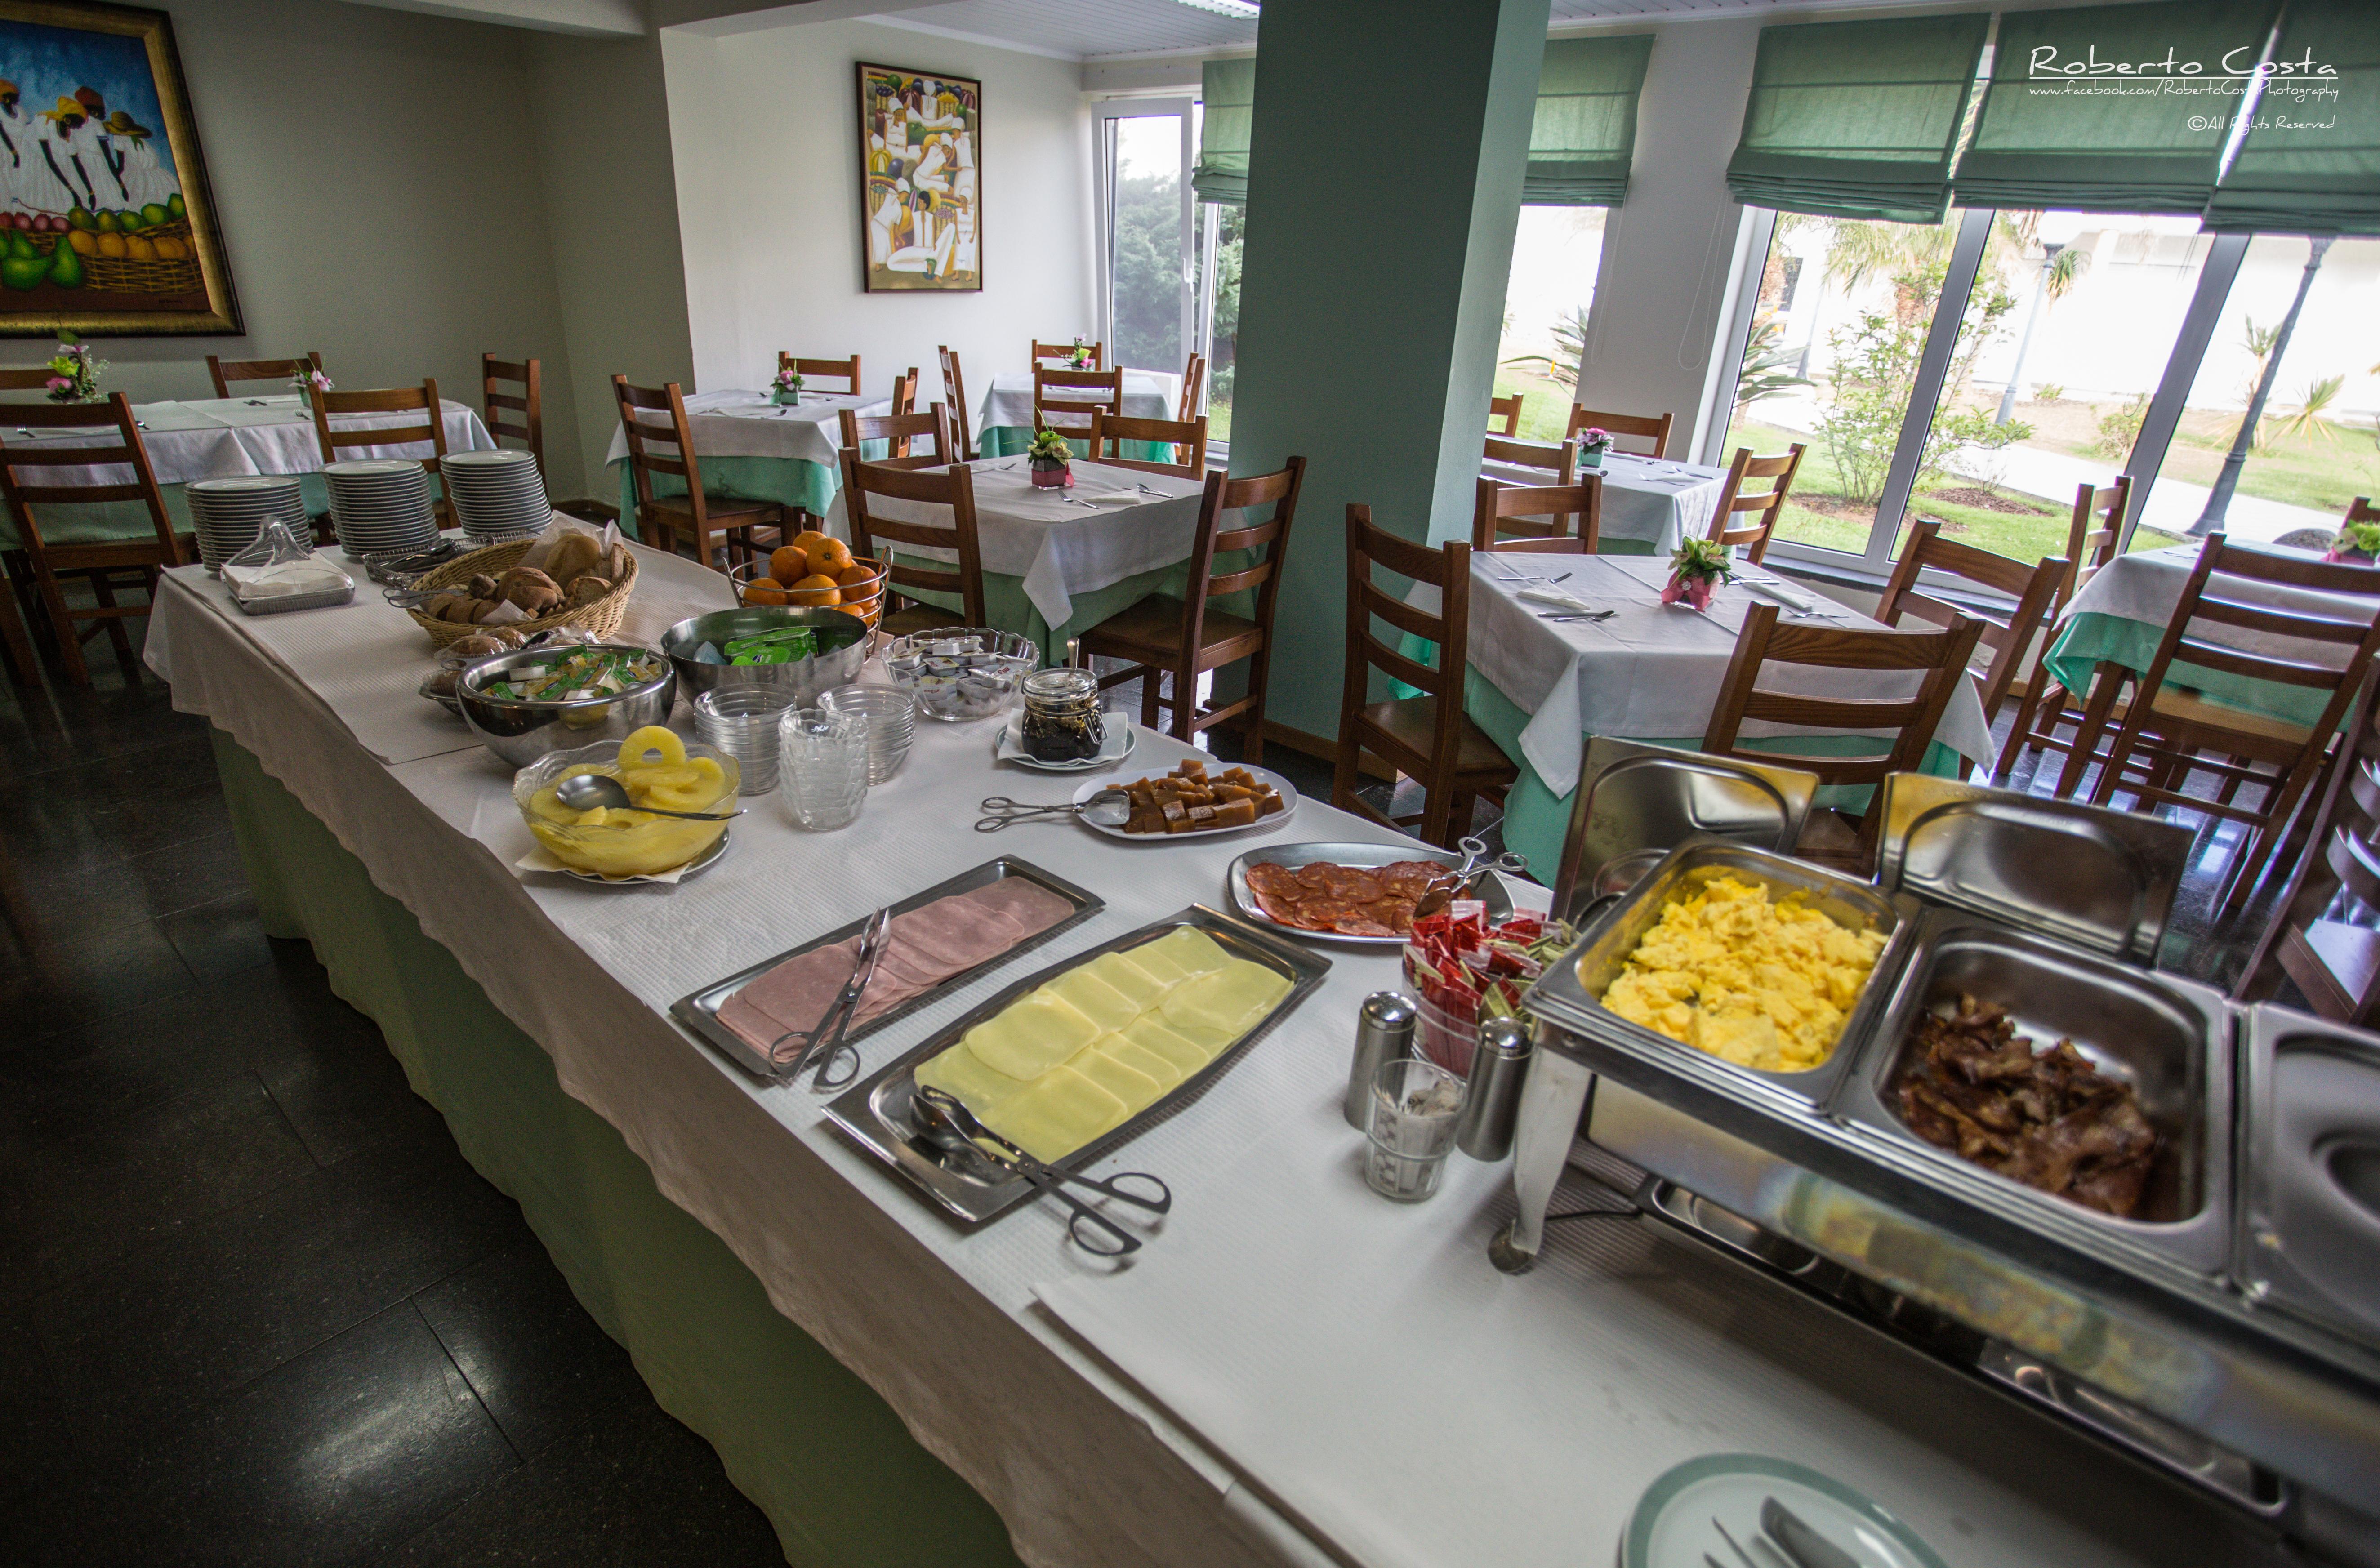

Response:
(296, 387), (311, 413)
(1030, 456), (1073, 490)
(1581, 448), (1606, 469)
(1660, 571), (1716, 611)
(2325, 545), (2376, 566)
(771, 388), (801, 406)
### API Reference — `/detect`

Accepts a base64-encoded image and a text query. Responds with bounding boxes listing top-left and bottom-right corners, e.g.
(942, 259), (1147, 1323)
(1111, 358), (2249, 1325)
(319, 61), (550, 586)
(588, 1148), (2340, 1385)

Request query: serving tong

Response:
(1413, 835), (1529, 920)
(774, 906), (892, 1088)
(908, 1084), (1171, 1256)
(975, 788), (1130, 832)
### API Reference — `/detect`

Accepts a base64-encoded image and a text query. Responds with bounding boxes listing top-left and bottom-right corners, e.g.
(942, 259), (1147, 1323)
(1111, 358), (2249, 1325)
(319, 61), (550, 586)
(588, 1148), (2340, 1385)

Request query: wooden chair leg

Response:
(30, 557), (88, 686)
(1332, 731), (1368, 820)
(1240, 647), (1270, 767)
(0, 559), (38, 686)
(89, 571), (137, 674)
(1421, 771), (1459, 850)
(2059, 664), (2127, 799)
(1140, 666), (1162, 730)
(1995, 681), (2050, 781)
(1169, 662), (1195, 744)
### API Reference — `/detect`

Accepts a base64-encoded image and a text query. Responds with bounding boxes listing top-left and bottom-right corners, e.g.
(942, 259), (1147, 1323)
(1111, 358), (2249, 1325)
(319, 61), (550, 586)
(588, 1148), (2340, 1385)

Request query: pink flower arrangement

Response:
(1577, 426), (1612, 451)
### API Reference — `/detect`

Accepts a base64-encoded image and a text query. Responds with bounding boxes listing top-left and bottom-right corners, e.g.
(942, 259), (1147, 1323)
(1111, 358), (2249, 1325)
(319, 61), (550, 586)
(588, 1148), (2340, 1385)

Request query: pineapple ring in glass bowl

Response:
(514, 725), (740, 878)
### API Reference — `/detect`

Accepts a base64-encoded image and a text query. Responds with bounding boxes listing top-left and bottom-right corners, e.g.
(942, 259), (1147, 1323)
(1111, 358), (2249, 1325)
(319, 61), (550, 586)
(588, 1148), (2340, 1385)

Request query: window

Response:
(1196, 195), (1243, 441)
(1493, 208), (1608, 442)
(1095, 100), (1194, 379)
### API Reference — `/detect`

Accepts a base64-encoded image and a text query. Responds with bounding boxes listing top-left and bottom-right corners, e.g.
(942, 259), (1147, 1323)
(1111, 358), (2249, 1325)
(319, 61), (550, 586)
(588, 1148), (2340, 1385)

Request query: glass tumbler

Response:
(1364, 1058), (1466, 1203)
(779, 706), (871, 830)
(693, 687), (798, 795)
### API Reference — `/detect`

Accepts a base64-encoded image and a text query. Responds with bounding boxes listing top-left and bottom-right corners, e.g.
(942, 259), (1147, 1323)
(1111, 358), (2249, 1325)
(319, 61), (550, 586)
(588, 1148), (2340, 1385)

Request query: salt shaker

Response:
(1456, 1016), (1532, 1160)
(1346, 992), (1417, 1130)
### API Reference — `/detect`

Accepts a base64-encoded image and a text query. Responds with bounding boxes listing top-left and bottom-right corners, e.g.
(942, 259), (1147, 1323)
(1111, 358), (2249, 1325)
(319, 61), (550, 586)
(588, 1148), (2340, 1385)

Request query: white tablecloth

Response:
(0, 394), (493, 489)
(1462, 554), (1996, 797)
(141, 557), (2250, 1568)
(1483, 449), (1727, 557)
(2061, 542), (2378, 673)
(979, 368), (1180, 433)
(598, 388), (892, 471)
(862, 456), (1208, 628)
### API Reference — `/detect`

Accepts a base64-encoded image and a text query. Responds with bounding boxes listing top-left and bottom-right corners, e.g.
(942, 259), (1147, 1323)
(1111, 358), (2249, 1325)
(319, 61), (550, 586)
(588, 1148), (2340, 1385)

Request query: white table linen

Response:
(0, 394), (494, 489)
(2061, 542), (2380, 673)
(1481, 449), (1728, 557)
(598, 388), (892, 471)
(862, 456), (1208, 628)
(1457, 554), (1995, 796)
(140, 549), (2247, 1568)
(979, 368), (1180, 434)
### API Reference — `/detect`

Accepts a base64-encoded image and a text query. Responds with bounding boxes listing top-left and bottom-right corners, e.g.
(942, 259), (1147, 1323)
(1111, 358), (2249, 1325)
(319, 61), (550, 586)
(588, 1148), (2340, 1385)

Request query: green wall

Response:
(1227, 0), (1552, 739)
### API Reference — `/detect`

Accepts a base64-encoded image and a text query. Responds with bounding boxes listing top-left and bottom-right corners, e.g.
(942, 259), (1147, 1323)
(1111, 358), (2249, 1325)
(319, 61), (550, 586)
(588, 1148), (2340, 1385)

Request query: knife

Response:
(1760, 1497), (1863, 1568)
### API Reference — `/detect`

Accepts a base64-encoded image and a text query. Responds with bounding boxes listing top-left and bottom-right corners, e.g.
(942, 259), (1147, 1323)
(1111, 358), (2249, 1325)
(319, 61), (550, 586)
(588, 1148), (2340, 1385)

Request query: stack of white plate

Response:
(440, 449), (551, 545)
(187, 475), (307, 575)
(324, 459), (437, 559)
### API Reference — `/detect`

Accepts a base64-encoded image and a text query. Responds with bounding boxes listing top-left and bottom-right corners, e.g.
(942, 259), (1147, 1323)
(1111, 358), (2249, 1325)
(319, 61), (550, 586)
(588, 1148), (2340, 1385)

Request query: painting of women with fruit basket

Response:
(0, 1), (238, 335)
(858, 62), (979, 293)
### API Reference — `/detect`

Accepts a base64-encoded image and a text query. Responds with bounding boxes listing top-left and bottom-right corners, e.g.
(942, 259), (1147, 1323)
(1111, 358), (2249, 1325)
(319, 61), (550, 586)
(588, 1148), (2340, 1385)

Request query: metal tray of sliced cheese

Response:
(825, 905), (1331, 1225)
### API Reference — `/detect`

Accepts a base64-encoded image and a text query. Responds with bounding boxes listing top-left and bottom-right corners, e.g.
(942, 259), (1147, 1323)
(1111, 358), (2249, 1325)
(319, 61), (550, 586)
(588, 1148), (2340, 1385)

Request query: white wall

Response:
(66, 0), (590, 491)
(659, 17), (1095, 411)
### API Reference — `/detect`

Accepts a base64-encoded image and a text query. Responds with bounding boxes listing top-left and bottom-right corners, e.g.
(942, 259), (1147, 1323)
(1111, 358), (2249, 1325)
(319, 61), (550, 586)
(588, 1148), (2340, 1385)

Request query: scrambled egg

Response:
(1599, 875), (1885, 1074)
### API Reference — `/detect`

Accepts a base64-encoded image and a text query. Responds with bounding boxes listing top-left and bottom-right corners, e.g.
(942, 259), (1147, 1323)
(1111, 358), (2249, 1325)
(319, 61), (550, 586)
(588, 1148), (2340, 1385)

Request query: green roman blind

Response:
(1193, 57), (1256, 205)
(1725, 14), (1990, 225)
(1953, 0), (2284, 214)
(1524, 34), (1654, 206)
(2206, 0), (2380, 234)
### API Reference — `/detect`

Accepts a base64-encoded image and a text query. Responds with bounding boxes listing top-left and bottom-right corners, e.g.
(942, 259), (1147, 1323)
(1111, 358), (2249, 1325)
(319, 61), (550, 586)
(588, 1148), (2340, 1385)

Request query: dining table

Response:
(1480, 447), (1732, 557)
(860, 454), (1216, 659)
(0, 392), (495, 550)
(602, 387), (894, 534)
(2041, 540), (2380, 733)
(131, 532), (2240, 1568)
(975, 367), (1181, 460)
(1445, 552), (1997, 875)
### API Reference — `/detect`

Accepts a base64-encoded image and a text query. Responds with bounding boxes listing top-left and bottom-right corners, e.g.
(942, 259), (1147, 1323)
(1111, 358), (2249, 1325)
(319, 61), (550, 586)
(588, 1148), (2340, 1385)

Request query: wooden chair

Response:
(2067, 535), (2380, 917)
(1472, 475), (1601, 554)
(1086, 410), (1206, 479)
(1994, 476), (2134, 778)
(1875, 518), (2066, 727)
(1333, 504), (1520, 848)
(1079, 458), (1304, 761)
(2235, 669), (2380, 1021)
(310, 380), (451, 529)
(1488, 394), (1523, 437)
(1567, 406), (1672, 459)
(611, 375), (780, 572)
(779, 352), (861, 396)
(842, 459), (987, 636)
(0, 393), (186, 686)
(1032, 367), (1123, 444)
(1703, 601), (1984, 859)
(1033, 339), (1102, 369)
(838, 404), (957, 470)
(481, 354), (544, 475)
(206, 351), (324, 399)
(937, 344), (975, 460)
(1178, 353), (1205, 423)
(1708, 444), (1806, 563)
(0, 366), (58, 398)
(1484, 433), (1578, 486)
(891, 366), (919, 417)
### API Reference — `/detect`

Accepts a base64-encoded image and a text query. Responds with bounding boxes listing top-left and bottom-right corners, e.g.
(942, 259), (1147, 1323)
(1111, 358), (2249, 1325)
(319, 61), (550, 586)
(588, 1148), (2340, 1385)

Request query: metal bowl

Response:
(659, 606), (870, 705)
(456, 642), (677, 767)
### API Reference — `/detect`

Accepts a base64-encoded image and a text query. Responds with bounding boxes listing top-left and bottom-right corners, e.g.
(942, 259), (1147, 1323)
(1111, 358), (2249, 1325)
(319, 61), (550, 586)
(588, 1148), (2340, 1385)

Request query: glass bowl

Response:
(512, 732), (740, 878)
(882, 628), (1038, 722)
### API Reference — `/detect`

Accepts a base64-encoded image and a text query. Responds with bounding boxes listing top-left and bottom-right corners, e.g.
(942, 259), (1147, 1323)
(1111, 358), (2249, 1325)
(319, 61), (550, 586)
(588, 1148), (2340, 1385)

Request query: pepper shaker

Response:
(1457, 1016), (1532, 1160)
(1346, 992), (1417, 1131)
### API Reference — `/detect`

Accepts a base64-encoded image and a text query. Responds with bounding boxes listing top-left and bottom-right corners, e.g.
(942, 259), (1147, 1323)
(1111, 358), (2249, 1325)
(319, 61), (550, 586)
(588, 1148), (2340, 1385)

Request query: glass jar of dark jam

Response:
(1020, 667), (1105, 762)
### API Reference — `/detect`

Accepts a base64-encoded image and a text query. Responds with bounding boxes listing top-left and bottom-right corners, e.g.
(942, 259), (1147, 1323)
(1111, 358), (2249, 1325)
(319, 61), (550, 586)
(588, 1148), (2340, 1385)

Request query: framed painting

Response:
(0, 0), (239, 335)
(858, 62), (980, 293)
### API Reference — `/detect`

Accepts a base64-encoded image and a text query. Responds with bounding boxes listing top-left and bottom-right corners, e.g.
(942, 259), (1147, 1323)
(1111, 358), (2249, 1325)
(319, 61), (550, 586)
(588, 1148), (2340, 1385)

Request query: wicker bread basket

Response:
(405, 538), (638, 650)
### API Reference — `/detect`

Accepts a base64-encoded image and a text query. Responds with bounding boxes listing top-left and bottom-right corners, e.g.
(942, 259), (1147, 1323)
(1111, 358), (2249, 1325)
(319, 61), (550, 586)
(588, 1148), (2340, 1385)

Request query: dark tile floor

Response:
(3, 634), (2295, 1566)
(0, 651), (786, 1566)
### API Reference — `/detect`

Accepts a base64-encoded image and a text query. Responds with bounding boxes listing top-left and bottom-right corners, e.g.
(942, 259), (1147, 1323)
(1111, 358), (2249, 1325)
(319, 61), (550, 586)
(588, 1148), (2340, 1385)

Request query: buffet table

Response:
(140, 542), (2257, 1568)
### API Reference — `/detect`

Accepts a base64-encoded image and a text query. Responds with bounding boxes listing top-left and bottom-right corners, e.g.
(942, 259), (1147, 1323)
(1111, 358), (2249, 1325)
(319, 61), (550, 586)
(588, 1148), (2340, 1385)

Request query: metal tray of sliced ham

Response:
(825, 906), (1330, 1226)
(671, 857), (1104, 1082)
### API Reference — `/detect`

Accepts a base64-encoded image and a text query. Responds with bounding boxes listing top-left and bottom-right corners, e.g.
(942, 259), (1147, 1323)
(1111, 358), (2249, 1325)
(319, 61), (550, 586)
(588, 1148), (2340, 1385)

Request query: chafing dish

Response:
(2238, 1006), (2380, 1347)
(1550, 739), (1819, 922)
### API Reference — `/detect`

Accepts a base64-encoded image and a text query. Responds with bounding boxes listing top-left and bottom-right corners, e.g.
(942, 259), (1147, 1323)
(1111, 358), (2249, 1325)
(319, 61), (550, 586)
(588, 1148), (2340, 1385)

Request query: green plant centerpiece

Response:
(1068, 337), (1094, 370)
(2330, 519), (2380, 565)
(771, 366), (804, 405)
(1662, 535), (1734, 611)
(1028, 426), (1074, 489)
(44, 334), (104, 403)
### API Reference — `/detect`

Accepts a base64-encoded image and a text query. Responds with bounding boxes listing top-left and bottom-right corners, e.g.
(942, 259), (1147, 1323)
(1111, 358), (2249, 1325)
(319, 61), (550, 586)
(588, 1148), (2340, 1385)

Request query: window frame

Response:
(1091, 97), (1198, 383)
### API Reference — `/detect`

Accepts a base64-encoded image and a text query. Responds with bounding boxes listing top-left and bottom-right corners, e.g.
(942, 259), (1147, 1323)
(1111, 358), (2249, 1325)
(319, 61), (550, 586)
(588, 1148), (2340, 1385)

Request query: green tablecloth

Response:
(886, 553), (1253, 667)
(2041, 609), (2331, 731)
(209, 728), (1022, 1568)
(0, 472), (333, 552)
(977, 427), (1173, 464)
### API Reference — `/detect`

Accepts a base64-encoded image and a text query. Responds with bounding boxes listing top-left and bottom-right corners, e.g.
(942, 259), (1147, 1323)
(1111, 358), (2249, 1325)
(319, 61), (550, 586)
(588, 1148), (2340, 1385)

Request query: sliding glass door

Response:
(1095, 99), (1195, 382)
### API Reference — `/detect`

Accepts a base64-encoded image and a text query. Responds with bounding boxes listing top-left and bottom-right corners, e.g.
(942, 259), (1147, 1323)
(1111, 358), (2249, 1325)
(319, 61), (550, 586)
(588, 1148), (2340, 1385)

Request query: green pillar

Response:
(1227, 0), (1549, 743)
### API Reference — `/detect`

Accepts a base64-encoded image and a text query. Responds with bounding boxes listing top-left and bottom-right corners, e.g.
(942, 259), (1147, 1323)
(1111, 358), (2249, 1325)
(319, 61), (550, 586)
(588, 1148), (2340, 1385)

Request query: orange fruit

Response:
(811, 537), (854, 574)
(769, 545), (809, 584)
(790, 529), (836, 560)
(786, 573), (842, 606)
(833, 562), (876, 589)
(743, 582), (788, 605)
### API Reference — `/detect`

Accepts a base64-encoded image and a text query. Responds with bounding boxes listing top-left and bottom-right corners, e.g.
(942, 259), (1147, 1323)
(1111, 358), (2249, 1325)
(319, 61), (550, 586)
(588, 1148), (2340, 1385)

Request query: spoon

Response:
(553, 772), (742, 821)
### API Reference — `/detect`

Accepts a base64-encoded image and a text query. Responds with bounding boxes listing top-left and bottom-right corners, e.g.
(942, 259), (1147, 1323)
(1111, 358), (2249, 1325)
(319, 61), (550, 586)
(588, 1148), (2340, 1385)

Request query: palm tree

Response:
(1995, 239), (2091, 423)
(2193, 237), (2336, 534)
(2265, 374), (2344, 448)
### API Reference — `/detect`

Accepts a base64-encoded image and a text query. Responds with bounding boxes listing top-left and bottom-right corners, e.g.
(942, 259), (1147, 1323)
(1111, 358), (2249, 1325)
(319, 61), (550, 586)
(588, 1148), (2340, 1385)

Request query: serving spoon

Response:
(553, 772), (742, 821)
